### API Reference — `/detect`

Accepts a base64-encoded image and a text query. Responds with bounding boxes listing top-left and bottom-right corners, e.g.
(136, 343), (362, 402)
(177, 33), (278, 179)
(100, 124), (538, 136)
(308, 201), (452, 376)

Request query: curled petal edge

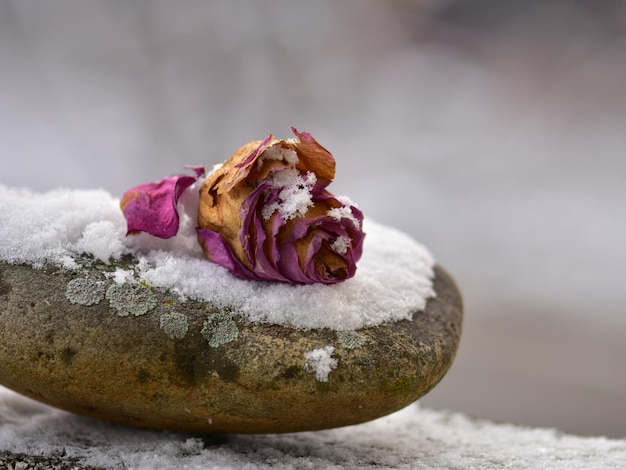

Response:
(197, 227), (270, 282)
(120, 165), (205, 239)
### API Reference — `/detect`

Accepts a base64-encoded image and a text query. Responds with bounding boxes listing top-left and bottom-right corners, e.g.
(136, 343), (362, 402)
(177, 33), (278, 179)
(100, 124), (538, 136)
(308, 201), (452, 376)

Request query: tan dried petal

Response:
(196, 128), (364, 284)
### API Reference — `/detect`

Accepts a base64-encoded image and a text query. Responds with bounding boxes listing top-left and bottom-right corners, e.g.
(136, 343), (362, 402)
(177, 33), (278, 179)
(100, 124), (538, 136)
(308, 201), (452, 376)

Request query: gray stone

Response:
(0, 258), (462, 434)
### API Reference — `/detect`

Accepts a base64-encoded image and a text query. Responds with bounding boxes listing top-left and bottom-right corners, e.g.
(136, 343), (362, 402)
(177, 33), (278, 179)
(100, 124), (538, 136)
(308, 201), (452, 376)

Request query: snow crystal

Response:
(304, 346), (338, 382)
(261, 169), (316, 221)
(0, 185), (435, 330)
(258, 145), (299, 166)
(327, 203), (361, 229)
(330, 235), (351, 255)
(0, 186), (127, 268)
(106, 268), (135, 284)
(74, 220), (126, 263)
(336, 195), (356, 206)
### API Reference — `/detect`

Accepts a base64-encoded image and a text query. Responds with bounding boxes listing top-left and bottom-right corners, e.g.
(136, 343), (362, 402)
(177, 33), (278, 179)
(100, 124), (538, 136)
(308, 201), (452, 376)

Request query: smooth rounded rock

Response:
(0, 259), (462, 434)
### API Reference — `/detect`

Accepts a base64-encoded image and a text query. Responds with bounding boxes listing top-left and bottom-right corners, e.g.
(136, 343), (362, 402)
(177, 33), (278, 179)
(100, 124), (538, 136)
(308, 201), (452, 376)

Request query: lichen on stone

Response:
(336, 330), (367, 349)
(201, 312), (238, 348)
(65, 278), (106, 306)
(105, 283), (157, 317)
(160, 312), (189, 340)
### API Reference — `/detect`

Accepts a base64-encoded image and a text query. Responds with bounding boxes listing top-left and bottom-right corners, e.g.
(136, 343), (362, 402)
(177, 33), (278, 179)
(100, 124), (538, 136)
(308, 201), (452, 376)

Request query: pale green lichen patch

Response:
(201, 312), (238, 348)
(65, 278), (106, 306)
(105, 283), (157, 317)
(160, 312), (189, 340)
(336, 330), (367, 349)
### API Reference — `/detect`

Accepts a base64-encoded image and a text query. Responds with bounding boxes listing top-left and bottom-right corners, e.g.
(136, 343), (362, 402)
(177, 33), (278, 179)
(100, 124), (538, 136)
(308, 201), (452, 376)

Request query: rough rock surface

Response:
(0, 258), (462, 434)
(0, 451), (103, 470)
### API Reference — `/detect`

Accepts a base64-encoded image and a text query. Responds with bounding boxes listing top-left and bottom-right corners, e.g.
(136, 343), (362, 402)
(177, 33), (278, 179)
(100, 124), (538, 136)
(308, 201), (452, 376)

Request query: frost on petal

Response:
(290, 127), (335, 188)
(261, 169), (316, 221)
(197, 128), (365, 285)
(121, 166), (205, 239)
(331, 236), (351, 255)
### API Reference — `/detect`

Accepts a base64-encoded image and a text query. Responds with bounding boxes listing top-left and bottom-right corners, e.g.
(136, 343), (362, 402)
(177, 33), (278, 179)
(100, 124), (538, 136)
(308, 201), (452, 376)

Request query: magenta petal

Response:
(234, 135), (273, 169)
(121, 166), (205, 239)
(185, 165), (206, 179)
(231, 184), (366, 284)
(277, 240), (313, 284)
(239, 181), (273, 266)
(236, 182), (296, 283)
(197, 227), (267, 281)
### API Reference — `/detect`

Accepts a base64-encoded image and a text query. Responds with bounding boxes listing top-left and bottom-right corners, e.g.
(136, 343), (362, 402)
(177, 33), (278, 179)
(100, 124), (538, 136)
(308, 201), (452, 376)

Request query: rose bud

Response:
(120, 128), (364, 285)
(197, 127), (364, 284)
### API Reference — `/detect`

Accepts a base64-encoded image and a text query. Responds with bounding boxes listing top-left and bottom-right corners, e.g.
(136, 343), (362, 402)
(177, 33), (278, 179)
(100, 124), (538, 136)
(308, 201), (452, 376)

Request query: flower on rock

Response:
(197, 128), (364, 284)
(120, 128), (364, 285)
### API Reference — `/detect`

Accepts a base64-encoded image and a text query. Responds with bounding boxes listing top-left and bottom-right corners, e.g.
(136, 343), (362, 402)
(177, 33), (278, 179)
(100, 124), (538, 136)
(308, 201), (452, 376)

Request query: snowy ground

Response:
(1, 0), (625, 441)
(1, 386), (625, 470)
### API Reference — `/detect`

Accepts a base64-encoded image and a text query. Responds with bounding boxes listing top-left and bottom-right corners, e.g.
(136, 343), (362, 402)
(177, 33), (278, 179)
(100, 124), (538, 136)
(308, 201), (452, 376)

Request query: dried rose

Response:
(120, 128), (364, 285)
(197, 128), (364, 284)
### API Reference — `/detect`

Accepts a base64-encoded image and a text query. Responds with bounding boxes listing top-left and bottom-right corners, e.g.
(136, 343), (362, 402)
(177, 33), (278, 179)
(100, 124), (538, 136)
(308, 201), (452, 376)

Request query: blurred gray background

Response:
(1, 0), (625, 438)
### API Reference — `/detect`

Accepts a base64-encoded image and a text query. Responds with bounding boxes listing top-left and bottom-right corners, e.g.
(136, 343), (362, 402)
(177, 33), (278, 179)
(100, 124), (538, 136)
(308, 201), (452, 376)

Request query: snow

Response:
(327, 203), (362, 230)
(261, 168), (316, 221)
(304, 346), (338, 382)
(258, 145), (299, 166)
(0, 184), (435, 330)
(331, 235), (351, 255)
(0, 386), (624, 470)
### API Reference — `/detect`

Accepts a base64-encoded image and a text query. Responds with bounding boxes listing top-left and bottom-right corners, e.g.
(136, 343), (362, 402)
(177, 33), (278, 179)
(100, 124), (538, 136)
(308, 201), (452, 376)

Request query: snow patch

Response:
(331, 235), (351, 255)
(304, 346), (338, 382)
(259, 145), (299, 167)
(261, 169), (316, 221)
(327, 204), (361, 230)
(0, 185), (435, 330)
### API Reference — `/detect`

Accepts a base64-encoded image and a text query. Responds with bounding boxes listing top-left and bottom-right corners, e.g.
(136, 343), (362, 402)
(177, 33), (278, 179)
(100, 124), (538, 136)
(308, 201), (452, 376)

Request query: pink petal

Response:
(197, 227), (267, 281)
(121, 166), (205, 239)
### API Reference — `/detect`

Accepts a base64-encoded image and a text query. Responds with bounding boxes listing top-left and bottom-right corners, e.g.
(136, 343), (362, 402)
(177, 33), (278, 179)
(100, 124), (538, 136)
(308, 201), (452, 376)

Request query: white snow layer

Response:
(0, 185), (435, 330)
(0, 386), (624, 470)
(261, 168), (316, 221)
